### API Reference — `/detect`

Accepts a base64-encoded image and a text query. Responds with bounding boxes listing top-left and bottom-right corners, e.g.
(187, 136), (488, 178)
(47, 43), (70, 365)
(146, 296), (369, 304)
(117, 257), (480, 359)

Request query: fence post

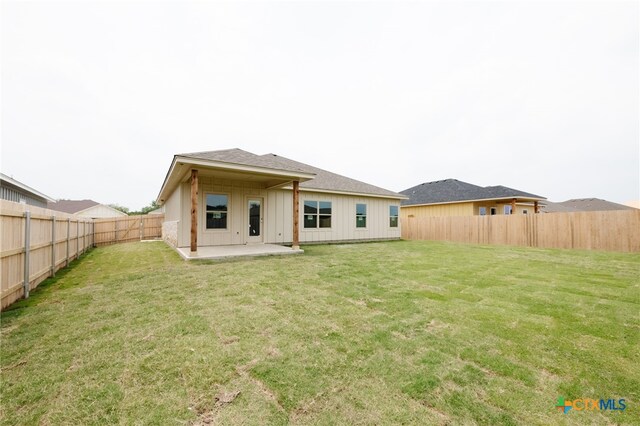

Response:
(115, 219), (119, 243)
(51, 216), (56, 277)
(92, 221), (96, 248)
(140, 217), (144, 241)
(83, 221), (86, 253)
(23, 211), (31, 299)
(66, 218), (70, 266)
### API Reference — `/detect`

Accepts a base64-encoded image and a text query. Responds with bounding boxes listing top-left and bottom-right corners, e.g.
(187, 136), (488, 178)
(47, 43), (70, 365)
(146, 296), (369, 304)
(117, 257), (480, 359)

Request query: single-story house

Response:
(0, 173), (55, 208)
(400, 179), (546, 218)
(543, 198), (637, 213)
(47, 199), (128, 219)
(156, 149), (404, 252)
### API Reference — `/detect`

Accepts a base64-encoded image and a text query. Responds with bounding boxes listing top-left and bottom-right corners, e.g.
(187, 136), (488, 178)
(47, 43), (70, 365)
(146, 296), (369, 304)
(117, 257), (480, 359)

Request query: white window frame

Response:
(303, 200), (332, 229)
(389, 205), (399, 228)
(204, 192), (230, 231)
(356, 203), (367, 229)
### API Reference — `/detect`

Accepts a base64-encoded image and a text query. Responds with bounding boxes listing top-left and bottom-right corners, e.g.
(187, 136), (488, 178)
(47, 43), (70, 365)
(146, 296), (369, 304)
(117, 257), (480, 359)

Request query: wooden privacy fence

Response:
(402, 210), (640, 252)
(1, 200), (94, 309)
(1, 199), (165, 310)
(93, 215), (163, 246)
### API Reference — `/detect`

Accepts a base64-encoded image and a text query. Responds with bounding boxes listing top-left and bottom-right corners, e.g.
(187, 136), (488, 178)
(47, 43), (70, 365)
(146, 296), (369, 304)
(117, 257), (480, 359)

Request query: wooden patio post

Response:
(292, 180), (300, 249)
(511, 198), (516, 215)
(190, 169), (198, 254)
(534, 200), (539, 214)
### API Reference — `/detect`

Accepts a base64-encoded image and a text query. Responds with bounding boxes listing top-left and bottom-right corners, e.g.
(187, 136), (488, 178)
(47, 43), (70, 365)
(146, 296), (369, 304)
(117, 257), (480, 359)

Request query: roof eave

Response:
(0, 173), (56, 202)
(402, 195), (547, 207)
(294, 186), (407, 200)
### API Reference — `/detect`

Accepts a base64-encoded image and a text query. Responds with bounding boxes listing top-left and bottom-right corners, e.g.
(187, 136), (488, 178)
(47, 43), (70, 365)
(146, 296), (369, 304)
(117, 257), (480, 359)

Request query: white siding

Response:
(164, 185), (181, 221)
(76, 205), (128, 219)
(298, 191), (401, 243)
(163, 184), (182, 246)
(171, 177), (401, 248)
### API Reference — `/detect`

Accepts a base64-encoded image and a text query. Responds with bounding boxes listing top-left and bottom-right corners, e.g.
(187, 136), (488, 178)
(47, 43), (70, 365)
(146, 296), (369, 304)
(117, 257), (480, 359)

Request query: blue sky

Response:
(2, 1), (638, 209)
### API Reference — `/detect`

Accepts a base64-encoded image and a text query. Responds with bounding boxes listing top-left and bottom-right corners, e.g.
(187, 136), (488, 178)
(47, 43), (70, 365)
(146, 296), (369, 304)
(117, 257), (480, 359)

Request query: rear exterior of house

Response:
(158, 149), (403, 250)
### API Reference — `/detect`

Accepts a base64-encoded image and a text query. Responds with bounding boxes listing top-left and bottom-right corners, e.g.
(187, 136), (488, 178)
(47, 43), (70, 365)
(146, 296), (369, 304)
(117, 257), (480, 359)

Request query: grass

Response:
(1, 240), (638, 425)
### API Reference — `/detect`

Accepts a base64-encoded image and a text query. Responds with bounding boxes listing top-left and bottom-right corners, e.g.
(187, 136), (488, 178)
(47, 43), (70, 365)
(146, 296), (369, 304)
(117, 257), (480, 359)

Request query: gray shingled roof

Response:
(179, 149), (309, 174)
(179, 149), (403, 198)
(47, 199), (100, 214)
(400, 179), (545, 206)
(543, 198), (636, 213)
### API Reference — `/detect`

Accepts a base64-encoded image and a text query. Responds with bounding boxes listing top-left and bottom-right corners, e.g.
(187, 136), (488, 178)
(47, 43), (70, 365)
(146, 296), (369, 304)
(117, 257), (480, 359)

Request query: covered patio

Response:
(175, 243), (304, 260)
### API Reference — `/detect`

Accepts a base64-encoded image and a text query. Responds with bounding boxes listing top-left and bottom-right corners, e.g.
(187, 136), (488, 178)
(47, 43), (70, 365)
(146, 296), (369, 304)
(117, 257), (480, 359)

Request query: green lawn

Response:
(1, 241), (638, 425)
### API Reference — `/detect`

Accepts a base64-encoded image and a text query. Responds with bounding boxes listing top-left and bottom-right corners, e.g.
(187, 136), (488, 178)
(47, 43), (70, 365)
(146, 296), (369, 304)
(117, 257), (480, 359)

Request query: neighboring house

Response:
(157, 148), (404, 250)
(147, 206), (165, 215)
(543, 198), (637, 213)
(0, 173), (55, 208)
(47, 199), (128, 219)
(400, 179), (546, 218)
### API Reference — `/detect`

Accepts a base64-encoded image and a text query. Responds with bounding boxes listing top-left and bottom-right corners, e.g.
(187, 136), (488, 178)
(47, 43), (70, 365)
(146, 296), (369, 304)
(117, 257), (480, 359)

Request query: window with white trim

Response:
(206, 194), (228, 229)
(504, 205), (512, 215)
(304, 201), (332, 228)
(356, 203), (367, 228)
(479, 207), (487, 216)
(390, 205), (399, 227)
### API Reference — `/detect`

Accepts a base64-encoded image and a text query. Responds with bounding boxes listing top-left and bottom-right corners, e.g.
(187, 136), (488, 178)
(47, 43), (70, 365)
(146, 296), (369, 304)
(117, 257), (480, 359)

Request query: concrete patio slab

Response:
(175, 244), (303, 260)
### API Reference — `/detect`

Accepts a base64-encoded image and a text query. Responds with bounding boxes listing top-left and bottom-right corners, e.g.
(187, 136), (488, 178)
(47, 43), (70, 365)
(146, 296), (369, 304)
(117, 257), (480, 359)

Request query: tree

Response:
(127, 200), (160, 215)
(140, 200), (160, 215)
(109, 204), (130, 214)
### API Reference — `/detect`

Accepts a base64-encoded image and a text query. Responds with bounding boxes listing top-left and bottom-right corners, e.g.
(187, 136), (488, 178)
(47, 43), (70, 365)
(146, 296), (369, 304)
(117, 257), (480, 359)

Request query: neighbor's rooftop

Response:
(400, 178), (546, 206)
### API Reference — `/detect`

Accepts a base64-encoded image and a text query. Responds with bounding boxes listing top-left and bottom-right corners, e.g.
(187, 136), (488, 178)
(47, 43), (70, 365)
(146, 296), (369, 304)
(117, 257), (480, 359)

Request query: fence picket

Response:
(1, 199), (165, 310)
(401, 210), (640, 252)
